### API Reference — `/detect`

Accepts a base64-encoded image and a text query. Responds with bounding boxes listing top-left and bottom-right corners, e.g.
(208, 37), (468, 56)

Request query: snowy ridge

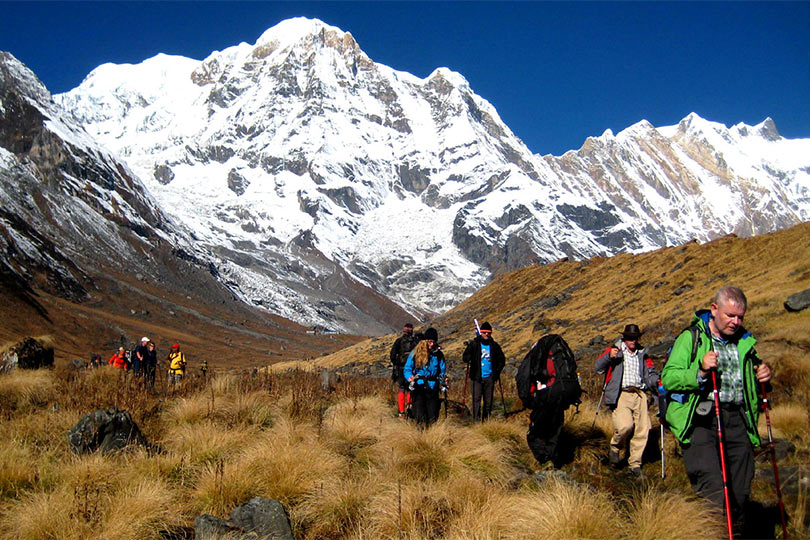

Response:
(46, 18), (810, 332)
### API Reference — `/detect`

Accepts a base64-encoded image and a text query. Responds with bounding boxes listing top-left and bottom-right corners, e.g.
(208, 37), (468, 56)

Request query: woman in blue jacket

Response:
(404, 327), (446, 426)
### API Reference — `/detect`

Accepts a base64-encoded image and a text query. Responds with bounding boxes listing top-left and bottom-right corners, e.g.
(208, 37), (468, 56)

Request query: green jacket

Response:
(661, 310), (762, 446)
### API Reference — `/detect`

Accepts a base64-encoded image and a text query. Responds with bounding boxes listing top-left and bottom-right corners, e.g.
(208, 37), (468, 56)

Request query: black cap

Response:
(424, 327), (439, 342)
(480, 322), (492, 332)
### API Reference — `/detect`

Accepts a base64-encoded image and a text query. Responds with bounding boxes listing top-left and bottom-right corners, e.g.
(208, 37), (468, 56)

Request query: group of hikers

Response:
(390, 286), (781, 538)
(106, 337), (206, 386)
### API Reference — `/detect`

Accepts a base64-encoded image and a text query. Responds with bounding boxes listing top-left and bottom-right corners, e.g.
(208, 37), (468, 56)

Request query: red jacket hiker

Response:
(108, 349), (128, 370)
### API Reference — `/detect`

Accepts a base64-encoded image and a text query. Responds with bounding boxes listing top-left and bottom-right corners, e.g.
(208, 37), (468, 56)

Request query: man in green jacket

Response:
(662, 286), (771, 529)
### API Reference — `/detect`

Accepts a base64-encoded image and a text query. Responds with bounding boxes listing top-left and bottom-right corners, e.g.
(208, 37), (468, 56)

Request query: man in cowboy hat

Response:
(594, 324), (659, 476)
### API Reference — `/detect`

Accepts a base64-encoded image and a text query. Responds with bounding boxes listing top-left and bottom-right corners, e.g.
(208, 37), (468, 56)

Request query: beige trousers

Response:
(610, 389), (651, 469)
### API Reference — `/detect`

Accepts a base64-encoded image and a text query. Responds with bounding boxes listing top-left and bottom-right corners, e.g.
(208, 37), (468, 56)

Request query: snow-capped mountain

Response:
(0, 50), (178, 303)
(53, 18), (810, 331)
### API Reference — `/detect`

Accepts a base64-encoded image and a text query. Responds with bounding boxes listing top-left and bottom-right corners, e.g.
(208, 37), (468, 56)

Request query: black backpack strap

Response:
(687, 325), (701, 366)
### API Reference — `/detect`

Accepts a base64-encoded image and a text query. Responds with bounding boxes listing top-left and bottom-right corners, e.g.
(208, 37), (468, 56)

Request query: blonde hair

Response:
(411, 340), (430, 371)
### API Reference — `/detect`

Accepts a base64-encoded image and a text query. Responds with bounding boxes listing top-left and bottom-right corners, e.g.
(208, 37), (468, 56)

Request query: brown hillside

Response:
(0, 244), (363, 372)
(274, 221), (810, 396)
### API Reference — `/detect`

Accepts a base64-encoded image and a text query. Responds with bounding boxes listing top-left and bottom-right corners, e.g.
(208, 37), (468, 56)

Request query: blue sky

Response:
(2, 1), (808, 156)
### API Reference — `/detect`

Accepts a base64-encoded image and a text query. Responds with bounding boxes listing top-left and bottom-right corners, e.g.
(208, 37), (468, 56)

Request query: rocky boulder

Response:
(67, 408), (148, 454)
(195, 497), (294, 540)
(0, 337), (54, 372)
(784, 288), (810, 312)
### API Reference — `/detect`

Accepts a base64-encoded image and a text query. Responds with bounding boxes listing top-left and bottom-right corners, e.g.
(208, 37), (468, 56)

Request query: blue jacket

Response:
(404, 348), (446, 390)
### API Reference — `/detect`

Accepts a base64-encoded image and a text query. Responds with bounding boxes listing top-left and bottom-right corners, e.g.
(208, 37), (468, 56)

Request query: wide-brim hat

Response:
(621, 324), (644, 339)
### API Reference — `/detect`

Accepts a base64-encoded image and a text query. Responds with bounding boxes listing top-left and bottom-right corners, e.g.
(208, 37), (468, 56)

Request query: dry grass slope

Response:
(1, 363), (807, 539)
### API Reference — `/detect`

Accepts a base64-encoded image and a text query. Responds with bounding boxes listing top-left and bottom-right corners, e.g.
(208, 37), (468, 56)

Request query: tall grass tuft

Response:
(768, 402), (810, 442)
(0, 487), (76, 540)
(0, 439), (37, 498)
(620, 488), (726, 539)
(296, 476), (377, 539)
(503, 478), (622, 539)
(0, 369), (57, 412)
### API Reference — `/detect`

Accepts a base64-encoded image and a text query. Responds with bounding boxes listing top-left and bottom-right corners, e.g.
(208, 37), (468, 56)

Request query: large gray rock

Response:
(67, 408), (148, 454)
(1, 337), (54, 372)
(194, 514), (241, 539)
(230, 497), (293, 540)
(784, 288), (810, 312)
(755, 465), (809, 496)
(194, 497), (294, 540)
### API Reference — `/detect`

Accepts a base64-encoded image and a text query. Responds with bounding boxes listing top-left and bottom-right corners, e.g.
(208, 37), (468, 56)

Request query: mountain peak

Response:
(756, 117), (781, 141)
(254, 17), (360, 55)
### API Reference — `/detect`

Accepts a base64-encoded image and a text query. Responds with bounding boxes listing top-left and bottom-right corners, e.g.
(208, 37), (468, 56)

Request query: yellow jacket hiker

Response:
(167, 344), (186, 384)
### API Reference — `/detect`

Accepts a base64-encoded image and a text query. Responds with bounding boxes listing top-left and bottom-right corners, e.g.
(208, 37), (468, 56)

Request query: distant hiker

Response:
(390, 323), (419, 417)
(594, 324), (659, 477)
(200, 360), (208, 379)
(143, 341), (157, 388)
(167, 344), (187, 385)
(131, 336), (149, 376)
(462, 321), (506, 421)
(108, 347), (128, 370)
(404, 327), (447, 427)
(89, 354), (102, 368)
(662, 286), (772, 533)
(517, 334), (582, 468)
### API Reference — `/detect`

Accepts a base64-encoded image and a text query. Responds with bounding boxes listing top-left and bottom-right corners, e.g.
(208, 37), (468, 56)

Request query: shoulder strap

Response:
(687, 325), (701, 366)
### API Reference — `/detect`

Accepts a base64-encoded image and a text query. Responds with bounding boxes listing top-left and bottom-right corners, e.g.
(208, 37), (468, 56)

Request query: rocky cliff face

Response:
(0, 51), (174, 306)
(16, 18), (810, 333)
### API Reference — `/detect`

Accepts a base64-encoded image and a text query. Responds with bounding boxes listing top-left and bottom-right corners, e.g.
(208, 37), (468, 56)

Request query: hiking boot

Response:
(608, 450), (620, 468)
(629, 467), (644, 479)
(398, 411), (406, 419)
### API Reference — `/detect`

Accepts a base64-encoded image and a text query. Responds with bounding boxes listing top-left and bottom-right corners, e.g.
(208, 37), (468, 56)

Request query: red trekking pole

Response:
(710, 370), (734, 540)
(760, 381), (789, 539)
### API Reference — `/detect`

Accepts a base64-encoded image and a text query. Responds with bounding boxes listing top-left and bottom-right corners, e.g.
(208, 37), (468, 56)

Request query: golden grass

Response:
(97, 479), (175, 540)
(296, 476), (377, 540)
(161, 420), (254, 467)
(0, 368), (57, 412)
(503, 478), (622, 539)
(2, 336), (809, 540)
(0, 487), (76, 540)
(620, 488), (725, 540)
(0, 439), (37, 499)
(767, 402), (810, 441)
(163, 390), (276, 429)
(225, 419), (346, 507)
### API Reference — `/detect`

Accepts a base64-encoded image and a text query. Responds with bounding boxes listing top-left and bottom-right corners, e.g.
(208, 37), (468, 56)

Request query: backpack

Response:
(659, 325), (702, 425)
(399, 334), (419, 365)
(516, 334), (582, 411)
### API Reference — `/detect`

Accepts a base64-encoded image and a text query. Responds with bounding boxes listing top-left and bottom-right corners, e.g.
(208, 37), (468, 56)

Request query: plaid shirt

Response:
(712, 334), (744, 404)
(621, 343), (644, 389)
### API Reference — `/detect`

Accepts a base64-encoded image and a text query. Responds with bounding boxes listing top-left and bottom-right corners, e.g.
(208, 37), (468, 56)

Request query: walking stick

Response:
(591, 366), (613, 429)
(711, 370), (734, 540)
(498, 376), (507, 417)
(761, 381), (789, 539)
(658, 383), (667, 479)
(462, 362), (469, 416)
(660, 420), (666, 480)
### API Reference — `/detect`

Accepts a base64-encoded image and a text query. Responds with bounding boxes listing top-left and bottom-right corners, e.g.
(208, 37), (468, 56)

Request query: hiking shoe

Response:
(608, 450), (620, 468)
(629, 467), (644, 479)
(398, 412), (406, 419)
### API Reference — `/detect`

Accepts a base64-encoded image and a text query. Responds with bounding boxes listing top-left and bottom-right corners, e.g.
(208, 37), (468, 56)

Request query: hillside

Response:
(274, 221), (810, 393)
